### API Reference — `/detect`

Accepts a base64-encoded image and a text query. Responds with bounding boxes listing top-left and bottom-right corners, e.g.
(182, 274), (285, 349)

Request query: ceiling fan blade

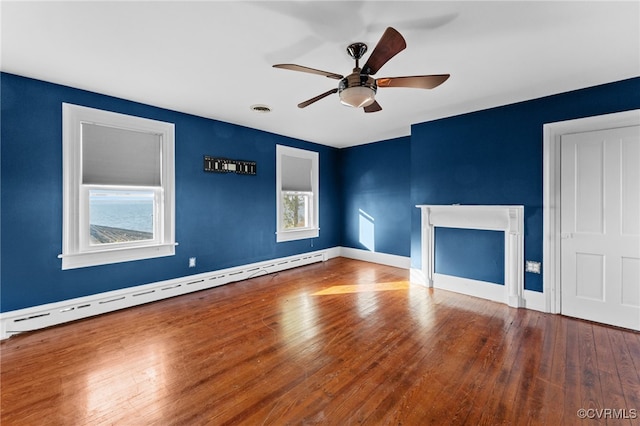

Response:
(298, 88), (339, 108)
(273, 64), (343, 80)
(377, 74), (450, 89)
(363, 100), (382, 113)
(361, 27), (406, 75)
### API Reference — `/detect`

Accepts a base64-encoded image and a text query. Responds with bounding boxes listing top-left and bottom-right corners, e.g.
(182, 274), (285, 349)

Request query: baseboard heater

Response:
(0, 250), (329, 340)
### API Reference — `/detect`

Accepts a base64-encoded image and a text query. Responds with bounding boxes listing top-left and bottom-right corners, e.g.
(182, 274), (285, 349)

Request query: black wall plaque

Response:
(204, 156), (257, 175)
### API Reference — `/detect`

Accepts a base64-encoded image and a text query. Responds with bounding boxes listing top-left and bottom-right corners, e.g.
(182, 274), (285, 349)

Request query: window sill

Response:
(59, 243), (177, 270)
(276, 228), (319, 242)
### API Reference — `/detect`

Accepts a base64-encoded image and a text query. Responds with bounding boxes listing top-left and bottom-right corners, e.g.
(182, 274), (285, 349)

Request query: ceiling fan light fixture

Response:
(338, 73), (377, 108)
(339, 86), (376, 108)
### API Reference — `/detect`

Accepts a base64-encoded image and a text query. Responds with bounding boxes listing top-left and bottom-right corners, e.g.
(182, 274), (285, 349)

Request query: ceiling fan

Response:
(273, 27), (450, 113)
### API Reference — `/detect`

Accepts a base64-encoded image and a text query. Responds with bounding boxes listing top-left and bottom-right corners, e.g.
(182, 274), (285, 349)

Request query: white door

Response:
(560, 125), (640, 330)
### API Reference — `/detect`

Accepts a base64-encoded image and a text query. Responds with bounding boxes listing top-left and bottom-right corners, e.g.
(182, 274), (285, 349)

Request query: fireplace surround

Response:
(416, 205), (525, 307)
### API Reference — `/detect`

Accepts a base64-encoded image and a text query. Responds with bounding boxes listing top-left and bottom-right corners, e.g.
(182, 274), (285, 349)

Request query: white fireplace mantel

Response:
(416, 205), (525, 308)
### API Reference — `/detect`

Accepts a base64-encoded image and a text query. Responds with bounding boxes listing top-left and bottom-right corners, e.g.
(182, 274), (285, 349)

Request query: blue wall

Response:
(410, 77), (640, 292)
(340, 137), (411, 257)
(434, 228), (505, 285)
(3, 72), (639, 311)
(1, 73), (341, 312)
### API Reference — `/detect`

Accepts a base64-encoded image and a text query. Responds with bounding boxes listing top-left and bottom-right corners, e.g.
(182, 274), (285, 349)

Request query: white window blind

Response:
(82, 123), (162, 186)
(281, 154), (312, 192)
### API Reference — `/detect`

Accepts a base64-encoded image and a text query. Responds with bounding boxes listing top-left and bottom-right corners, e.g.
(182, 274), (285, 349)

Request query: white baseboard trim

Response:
(523, 289), (546, 312)
(410, 269), (547, 312)
(410, 268), (427, 286)
(0, 248), (337, 340)
(338, 247), (411, 269)
(433, 273), (507, 305)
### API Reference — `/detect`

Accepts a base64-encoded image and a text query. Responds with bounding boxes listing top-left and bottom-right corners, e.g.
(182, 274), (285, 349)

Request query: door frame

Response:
(542, 109), (640, 314)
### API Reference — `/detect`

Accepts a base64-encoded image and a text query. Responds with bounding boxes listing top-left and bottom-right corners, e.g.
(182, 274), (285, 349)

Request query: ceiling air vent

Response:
(250, 104), (272, 113)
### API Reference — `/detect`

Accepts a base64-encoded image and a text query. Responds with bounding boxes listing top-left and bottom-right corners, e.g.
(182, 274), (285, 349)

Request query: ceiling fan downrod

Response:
(346, 42), (368, 69)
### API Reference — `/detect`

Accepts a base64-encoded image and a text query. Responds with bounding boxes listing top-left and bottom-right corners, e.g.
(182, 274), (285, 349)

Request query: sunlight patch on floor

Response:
(312, 280), (410, 296)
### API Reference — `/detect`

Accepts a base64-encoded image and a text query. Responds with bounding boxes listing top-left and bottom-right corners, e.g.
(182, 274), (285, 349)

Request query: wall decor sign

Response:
(204, 156), (256, 175)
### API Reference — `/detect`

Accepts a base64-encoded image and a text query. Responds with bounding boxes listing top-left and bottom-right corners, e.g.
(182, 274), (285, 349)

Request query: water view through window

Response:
(89, 190), (154, 244)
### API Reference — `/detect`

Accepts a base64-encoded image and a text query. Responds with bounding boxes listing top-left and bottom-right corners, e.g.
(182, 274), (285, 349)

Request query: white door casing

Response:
(543, 109), (640, 329)
(560, 126), (640, 330)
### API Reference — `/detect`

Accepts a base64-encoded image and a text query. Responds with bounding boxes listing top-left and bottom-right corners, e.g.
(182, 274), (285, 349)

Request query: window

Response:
(276, 145), (319, 242)
(60, 103), (175, 269)
(88, 189), (155, 245)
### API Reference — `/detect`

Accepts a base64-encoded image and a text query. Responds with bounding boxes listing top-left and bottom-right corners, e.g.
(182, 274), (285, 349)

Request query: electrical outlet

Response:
(189, 257), (196, 268)
(525, 260), (541, 274)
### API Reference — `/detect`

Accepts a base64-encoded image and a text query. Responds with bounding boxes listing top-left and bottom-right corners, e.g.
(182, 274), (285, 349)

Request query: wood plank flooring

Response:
(2, 258), (639, 425)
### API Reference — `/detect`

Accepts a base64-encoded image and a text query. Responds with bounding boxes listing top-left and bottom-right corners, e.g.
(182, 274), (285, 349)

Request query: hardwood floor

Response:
(2, 258), (639, 425)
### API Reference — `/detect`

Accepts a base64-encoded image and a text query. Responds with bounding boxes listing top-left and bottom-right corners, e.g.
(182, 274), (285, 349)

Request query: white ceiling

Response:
(2, 1), (639, 148)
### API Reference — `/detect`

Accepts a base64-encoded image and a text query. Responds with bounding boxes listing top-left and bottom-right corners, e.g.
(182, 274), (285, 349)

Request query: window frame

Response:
(276, 145), (319, 242)
(60, 103), (176, 269)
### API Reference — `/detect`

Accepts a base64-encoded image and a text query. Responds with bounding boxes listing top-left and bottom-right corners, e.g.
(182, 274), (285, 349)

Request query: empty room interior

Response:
(1, 1), (639, 424)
